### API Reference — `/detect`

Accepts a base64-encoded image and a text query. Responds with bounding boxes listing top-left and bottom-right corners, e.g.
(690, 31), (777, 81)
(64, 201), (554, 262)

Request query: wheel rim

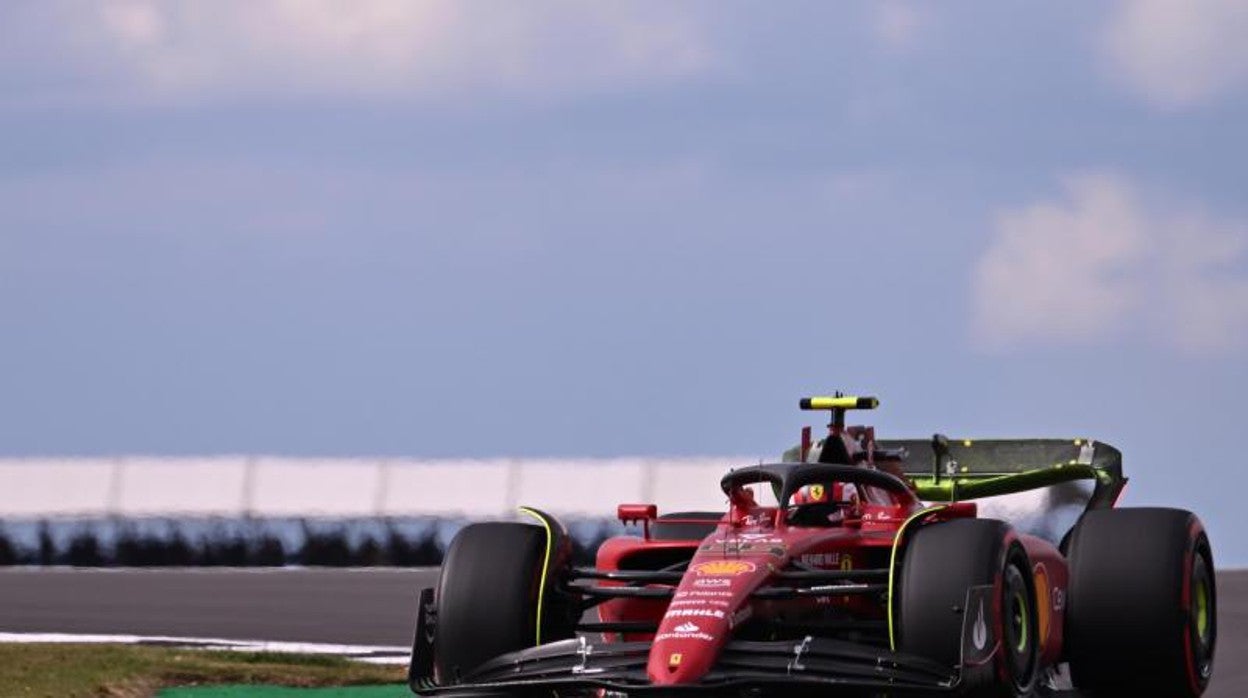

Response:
(1190, 548), (1216, 681)
(1002, 562), (1036, 688)
(1195, 577), (1209, 641)
(1011, 590), (1029, 653)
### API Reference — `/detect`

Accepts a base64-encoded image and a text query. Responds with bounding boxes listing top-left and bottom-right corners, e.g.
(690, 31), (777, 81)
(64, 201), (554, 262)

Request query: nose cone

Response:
(646, 559), (767, 685)
(646, 613), (729, 685)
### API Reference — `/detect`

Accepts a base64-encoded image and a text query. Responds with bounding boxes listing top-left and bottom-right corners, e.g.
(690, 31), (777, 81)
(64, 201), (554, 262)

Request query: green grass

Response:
(0, 644), (407, 698)
(158, 686), (409, 697)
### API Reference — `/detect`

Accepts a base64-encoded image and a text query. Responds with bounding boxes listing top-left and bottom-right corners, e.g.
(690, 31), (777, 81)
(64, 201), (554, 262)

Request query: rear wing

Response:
(877, 438), (1125, 510)
(786, 437), (1126, 510)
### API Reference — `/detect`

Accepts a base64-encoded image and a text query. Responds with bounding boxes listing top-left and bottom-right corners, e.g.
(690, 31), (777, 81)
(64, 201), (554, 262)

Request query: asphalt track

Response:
(0, 568), (1243, 696)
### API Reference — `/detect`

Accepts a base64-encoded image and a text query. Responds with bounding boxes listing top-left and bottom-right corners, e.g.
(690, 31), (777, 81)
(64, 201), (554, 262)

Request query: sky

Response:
(1, 2), (1246, 562)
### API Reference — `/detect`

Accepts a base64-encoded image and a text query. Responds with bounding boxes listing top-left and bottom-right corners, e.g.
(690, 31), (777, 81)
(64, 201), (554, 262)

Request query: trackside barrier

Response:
(0, 457), (750, 520)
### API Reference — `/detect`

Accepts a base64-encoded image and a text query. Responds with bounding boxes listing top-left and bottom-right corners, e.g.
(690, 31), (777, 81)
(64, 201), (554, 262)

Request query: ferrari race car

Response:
(408, 396), (1217, 696)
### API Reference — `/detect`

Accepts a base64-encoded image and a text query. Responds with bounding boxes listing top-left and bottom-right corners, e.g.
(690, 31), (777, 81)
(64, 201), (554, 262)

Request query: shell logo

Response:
(693, 560), (756, 576)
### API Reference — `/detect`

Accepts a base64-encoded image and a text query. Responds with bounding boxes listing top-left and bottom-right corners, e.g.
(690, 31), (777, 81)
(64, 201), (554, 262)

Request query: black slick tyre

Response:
(897, 518), (1038, 697)
(1065, 507), (1216, 697)
(432, 522), (548, 684)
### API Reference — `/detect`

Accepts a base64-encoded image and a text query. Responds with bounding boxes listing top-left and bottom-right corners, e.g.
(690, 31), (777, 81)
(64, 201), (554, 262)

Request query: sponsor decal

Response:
(972, 600), (988, 651)
(667, 608), (725, 619)
(655, 621), (715, 642)
(799, 553), (842, 568)
(708, 536), (783, 549)
(700, 537), (786, 557)
(737, 533), (785, 542)
(669, 598), (730, 608)
(1051, 586), (1065, 611)
(692, 577), (731, 588)
(675, 589), (732, 599)
(693, 560), (756, 576)
(655, 631), (715, 642)
(699, 542), (785, 557)
(668, 653), (682, 667)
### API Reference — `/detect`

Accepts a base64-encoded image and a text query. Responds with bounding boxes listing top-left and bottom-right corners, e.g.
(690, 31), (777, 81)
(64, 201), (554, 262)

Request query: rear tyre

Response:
(897, 518), (1038, 697)
(432, 522), (549, 684)
(1065, 508), (1216, 697)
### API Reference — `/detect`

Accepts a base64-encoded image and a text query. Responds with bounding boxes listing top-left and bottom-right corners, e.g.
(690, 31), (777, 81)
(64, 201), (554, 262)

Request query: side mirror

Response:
(618, 503), (658, 538)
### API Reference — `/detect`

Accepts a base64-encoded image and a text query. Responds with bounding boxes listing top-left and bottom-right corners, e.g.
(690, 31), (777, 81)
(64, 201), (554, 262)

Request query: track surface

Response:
(0, 568), (1243, 696)
(0, 568), (435, 646)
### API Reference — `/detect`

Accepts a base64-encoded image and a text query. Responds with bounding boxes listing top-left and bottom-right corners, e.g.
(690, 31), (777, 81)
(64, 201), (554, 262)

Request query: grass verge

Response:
(158, 685), (409, 697)
(0, 644), (406, 698)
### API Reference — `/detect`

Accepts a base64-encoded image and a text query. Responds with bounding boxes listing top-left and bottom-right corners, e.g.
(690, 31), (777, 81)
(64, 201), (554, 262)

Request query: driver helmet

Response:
(792, 481), (859, 506)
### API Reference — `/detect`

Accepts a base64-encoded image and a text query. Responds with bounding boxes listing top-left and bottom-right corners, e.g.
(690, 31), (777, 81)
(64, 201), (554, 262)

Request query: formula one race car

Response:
(409, 396), (1217, 696)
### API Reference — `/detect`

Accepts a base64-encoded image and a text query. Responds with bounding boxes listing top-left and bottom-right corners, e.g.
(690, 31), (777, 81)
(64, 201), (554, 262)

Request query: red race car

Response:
(409, 396), (1216, 697)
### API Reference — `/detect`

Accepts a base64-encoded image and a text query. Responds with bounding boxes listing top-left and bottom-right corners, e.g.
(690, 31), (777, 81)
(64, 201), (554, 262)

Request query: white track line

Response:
(0, 632), (411, 665)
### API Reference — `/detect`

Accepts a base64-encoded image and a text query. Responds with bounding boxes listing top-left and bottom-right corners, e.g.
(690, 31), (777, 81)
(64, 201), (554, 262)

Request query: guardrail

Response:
(0, 457), (754, 519)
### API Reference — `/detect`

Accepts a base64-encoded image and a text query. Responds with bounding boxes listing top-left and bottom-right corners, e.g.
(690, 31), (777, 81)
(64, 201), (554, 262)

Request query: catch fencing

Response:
(0, 457), (756, 520)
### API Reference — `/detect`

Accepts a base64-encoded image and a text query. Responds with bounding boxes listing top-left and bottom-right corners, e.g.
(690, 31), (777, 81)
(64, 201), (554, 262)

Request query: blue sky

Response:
(2, 2), (1246, 561)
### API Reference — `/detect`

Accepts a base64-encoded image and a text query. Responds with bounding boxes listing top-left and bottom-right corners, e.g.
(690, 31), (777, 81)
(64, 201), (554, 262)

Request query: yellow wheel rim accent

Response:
(1195, 578), (1210, 640)
(1013, 591), (1029, 653)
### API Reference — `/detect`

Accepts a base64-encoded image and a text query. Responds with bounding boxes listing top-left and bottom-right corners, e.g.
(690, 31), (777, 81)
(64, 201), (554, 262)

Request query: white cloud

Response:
(1157, 214), (1248, 352)
(973, 174), (1148, 346)
(872, 1), (924, 51)
(16, 0), (715, 102)
(973, 173), (1248, 354)
(1103, 0), (1248, 108)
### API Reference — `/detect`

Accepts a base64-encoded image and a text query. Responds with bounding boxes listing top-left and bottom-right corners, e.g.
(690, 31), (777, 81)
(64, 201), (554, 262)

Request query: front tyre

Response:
(432, 522), (551, 684)
(1065, 508), (1216, 697)
(897, 518), (1038, 697)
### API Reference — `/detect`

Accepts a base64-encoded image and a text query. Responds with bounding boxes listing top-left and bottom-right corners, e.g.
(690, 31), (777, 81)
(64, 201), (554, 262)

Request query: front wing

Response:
(410, 586), (1001, 696)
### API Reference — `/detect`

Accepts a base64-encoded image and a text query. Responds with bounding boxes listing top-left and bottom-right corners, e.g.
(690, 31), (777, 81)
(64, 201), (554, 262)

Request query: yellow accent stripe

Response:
(801, 396), (878, 410)
(518, 506), (553, 646)
(887, 506), (947, 651)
